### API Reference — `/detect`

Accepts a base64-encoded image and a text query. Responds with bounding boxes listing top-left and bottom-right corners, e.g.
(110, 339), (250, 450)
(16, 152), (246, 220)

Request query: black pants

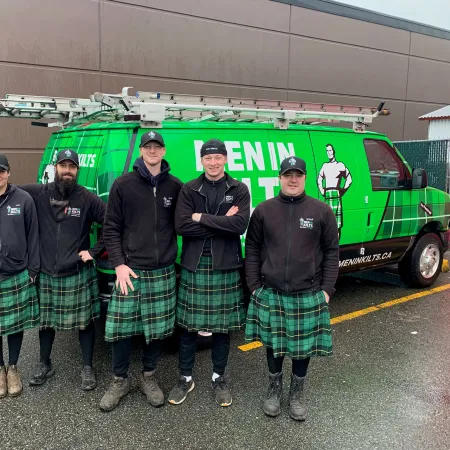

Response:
(266, 348), (310, 378)
(112, 338), (162, 378)
(179, 330), (230, 377)
(0, 332), (24, 366)
(39, 321), (96, 367)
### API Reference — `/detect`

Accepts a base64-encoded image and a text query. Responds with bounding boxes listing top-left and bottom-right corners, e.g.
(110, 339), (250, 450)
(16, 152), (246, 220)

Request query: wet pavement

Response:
(1, 266), (449, 450)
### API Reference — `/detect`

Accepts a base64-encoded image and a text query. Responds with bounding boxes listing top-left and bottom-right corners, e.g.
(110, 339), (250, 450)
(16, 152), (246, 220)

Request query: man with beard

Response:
(20, 149), (105, 391)
(99, 131), (182, 412)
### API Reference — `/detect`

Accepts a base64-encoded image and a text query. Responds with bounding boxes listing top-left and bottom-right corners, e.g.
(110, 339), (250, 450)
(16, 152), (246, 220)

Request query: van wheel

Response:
(399, 233), (443, 288)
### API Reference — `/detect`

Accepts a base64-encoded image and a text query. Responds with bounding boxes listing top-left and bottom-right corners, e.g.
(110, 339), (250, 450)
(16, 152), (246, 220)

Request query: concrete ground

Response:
(0, 267), (449, 450)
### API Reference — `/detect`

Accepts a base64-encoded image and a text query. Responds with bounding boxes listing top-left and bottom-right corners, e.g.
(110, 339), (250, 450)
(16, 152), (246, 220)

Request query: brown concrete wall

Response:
(1, 0), (449, 183)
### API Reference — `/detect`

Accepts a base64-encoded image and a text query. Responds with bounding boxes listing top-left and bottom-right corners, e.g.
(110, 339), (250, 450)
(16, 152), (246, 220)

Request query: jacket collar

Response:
(278, 191), (307, 203)
(133, 158), (170, 186)
(190, 172), (238, 192)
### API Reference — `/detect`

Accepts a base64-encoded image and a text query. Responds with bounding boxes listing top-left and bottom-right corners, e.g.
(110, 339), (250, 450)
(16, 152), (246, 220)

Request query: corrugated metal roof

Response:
(419, 105), (450, 121)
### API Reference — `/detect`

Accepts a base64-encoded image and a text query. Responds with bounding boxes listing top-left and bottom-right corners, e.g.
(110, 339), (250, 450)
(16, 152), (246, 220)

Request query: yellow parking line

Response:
(239, 341), (263, 351)
(239, 283), (450, 351)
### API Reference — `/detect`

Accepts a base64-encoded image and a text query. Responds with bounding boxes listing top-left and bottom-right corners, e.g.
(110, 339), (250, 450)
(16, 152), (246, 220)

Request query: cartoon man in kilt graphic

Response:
(20, 150), (106, 391)
(245, 156), (339, 421)
(168, 139), (250, 407)
(0, 154), (40, 398)
(317, 144), (352, 239)
(99, 131), (183, 412)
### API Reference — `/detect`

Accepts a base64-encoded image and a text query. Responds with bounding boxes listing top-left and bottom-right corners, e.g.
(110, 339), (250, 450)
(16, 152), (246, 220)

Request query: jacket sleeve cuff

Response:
(247, 281), (262, 293)
(28, 269), (39, 280)
(320, 286), (335, 297)
(109, 256), (126, 268)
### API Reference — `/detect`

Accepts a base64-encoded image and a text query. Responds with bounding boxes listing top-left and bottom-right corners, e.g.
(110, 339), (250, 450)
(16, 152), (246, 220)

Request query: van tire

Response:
(399, 233), (443, 288)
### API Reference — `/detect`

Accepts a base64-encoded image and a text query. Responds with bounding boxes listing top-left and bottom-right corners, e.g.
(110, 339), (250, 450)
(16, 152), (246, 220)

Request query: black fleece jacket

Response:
(0, 185), (40, 281)
(175, 173), (250, 272)
(245, 191), (339, 296)
(103, 159), (183, 270)
(20, 182), (106, 277)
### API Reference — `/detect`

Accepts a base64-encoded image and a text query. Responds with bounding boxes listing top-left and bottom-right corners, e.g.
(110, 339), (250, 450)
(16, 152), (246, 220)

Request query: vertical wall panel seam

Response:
(402, 32), (412, 139)
(99, 0), (102, 90)
(286, 4), (292, 100)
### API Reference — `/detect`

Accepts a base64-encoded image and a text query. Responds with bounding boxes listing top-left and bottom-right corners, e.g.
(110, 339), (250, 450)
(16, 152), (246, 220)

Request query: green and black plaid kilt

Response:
(177, 256), (245, 333)
(325, 188), (343, 229)
(105, 265), (176, 344)
(245, 286), (332, 359)
(0, 270), (39, 336)
(38, 265), (99, 331)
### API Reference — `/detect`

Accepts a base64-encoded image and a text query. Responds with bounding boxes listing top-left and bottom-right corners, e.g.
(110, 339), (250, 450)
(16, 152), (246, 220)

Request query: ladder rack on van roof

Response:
(0, 86), (390, 132)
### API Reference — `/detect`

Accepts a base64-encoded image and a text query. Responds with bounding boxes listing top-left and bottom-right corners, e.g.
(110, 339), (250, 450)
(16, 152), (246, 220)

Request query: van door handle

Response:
(367, 212), (371, 227)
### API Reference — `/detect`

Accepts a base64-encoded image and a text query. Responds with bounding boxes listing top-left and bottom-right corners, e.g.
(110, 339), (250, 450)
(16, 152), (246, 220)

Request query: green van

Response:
(35, 120), (450, 297)
(2, 88), (449, 300)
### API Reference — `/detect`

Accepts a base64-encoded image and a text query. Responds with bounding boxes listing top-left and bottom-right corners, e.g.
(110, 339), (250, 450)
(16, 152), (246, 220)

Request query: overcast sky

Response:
(333, 0), (450, 30)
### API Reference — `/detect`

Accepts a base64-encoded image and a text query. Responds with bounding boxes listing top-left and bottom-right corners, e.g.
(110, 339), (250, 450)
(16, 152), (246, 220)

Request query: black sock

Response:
(266, 348), (284, 374)
(292, 358), (310, 378)
(39, 328), (56, 366)
(79, 321), (95, 367)
(8, 331), (24, 366)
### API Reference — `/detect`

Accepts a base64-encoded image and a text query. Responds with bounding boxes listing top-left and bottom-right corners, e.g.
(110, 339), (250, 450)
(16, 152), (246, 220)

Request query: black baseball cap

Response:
(279, 156), (307, 176)
(140, 131), (165, 147)
(0, 153), (10, 171)
(200, 139), (227, 157)
(55, 149), (79, 168)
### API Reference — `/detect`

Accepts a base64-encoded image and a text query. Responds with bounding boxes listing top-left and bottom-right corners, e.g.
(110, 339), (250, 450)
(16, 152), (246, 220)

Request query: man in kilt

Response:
(0, 154), (40, 398)
(168, 139), (250, 407)
(99, 131), (182, 412)
(20, 149), (106, 391)
(245, 156), (339, 421)
(317, 143), (352, 239)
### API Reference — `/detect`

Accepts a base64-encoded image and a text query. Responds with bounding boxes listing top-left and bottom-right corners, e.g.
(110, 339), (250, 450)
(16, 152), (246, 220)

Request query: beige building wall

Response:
(1, 0), (449, 183)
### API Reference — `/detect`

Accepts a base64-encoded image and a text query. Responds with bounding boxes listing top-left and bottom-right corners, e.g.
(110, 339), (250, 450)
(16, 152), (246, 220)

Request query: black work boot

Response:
(29, 362), (55, 386)
(81, 365), (97, 391)
(99, 376), (130, 412)
(263, 372), (283, 417)
(289, 374), (307, 421)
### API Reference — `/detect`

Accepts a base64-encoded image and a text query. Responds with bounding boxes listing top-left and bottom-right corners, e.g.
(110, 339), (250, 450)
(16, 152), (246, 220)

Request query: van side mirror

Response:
(412, 168), (428, 189)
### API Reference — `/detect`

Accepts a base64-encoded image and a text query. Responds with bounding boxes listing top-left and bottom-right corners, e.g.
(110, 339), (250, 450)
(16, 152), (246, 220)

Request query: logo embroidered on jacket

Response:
(163, 197), (172, 207)
(6, 205), (21, 216)
(67, 207), (81, 218)
(225, 195), (234, 203)
(299, 217), (314, 229)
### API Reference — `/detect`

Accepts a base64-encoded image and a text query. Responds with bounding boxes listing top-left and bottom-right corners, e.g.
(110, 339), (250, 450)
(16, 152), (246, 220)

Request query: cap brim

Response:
(280, 168), (306, 175)
(140, 138), (164, 147)
(0, 165), (9, 171)
(56, 158), (79, 168)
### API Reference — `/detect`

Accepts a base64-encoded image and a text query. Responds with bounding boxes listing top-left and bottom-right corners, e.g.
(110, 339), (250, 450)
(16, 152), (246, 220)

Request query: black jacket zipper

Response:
(54, 222), (61, 275)
(195, 181), (231, 269)
(153, 186), (159, 267)
(284, 200), (294, 293)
